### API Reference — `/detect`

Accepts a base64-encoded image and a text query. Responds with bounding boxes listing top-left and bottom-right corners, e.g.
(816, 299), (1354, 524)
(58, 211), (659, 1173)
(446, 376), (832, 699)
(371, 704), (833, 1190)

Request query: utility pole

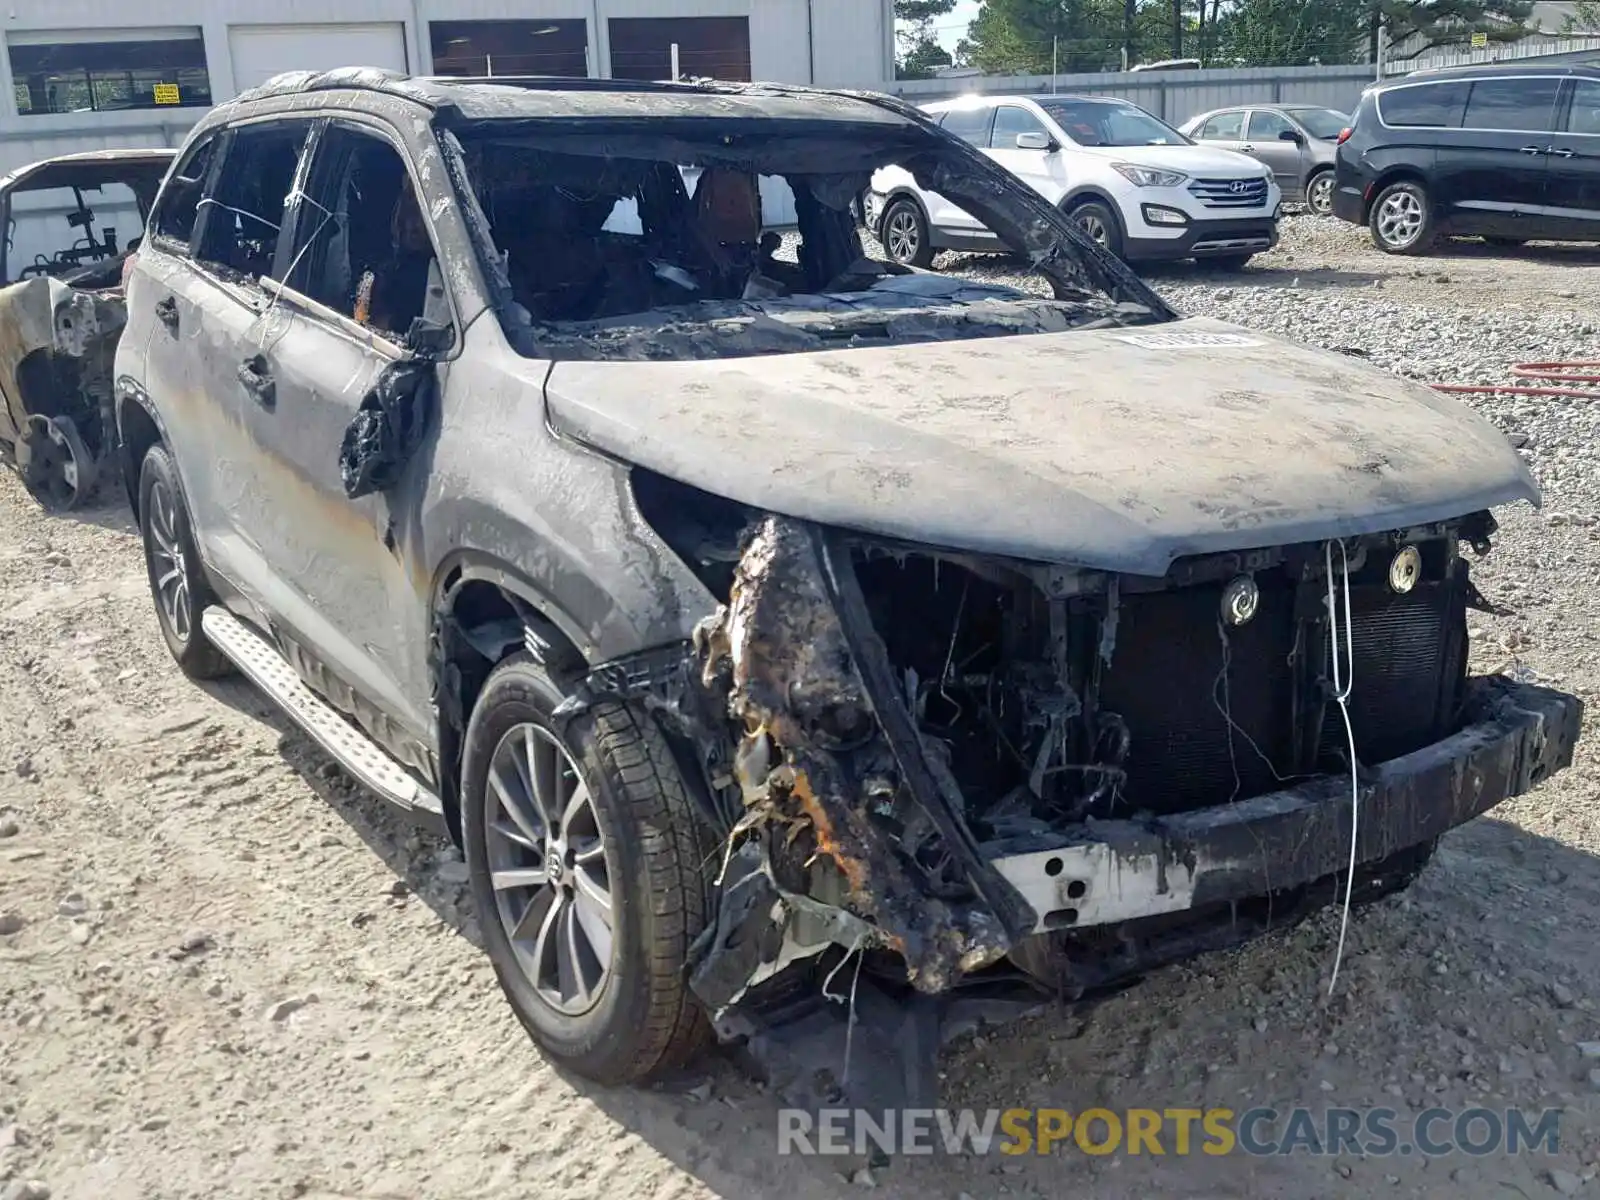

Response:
(1052, 36), (1058, 90)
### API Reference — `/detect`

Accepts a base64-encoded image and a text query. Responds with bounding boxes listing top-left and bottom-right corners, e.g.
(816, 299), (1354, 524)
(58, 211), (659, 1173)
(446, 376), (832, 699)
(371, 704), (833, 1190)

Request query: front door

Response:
(987, 103), (1071, 205)
(232, 119), (446, 742)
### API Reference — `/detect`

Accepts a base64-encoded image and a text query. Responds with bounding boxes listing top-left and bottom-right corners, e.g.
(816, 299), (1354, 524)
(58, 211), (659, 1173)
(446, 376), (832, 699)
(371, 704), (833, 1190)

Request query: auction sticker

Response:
(1113, 331), (1263, 349)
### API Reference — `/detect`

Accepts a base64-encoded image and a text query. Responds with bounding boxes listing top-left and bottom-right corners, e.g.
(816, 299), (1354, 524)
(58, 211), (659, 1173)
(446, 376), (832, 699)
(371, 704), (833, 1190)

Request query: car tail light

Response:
(1336, 127), (1353, 144)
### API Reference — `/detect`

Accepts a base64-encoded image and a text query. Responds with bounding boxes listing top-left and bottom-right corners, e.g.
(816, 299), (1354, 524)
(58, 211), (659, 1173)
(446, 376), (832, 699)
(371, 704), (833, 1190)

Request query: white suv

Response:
(868, 93), (1282, 270)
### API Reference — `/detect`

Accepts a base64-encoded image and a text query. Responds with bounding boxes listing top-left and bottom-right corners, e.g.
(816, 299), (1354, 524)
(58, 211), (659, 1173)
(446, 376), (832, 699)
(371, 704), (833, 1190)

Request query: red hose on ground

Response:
(1433, 361), (1600, 398)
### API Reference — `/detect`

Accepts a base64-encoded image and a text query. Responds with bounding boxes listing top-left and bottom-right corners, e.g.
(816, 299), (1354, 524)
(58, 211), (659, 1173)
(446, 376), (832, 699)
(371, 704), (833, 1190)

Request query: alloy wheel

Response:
(146, 478), (192, 644)
(484, 722), (615, 1016)
(1076, 211), (1111, 247)
(1376, 189), (1424, 248)
(885, 206), (921, 263)
(1307, 173), (1334, 217)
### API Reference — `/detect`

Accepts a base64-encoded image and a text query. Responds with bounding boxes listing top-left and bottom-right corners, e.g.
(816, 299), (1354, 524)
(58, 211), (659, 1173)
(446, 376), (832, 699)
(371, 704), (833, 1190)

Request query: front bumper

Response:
(989, 677), (1581, 932)
(1123, 214), (1281, 261)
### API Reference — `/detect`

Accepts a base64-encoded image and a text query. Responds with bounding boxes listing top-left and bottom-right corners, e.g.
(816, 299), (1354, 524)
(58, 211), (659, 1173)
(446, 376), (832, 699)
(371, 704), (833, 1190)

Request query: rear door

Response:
(139, 120), (314, 593)
(926, 105), (993, 233)
(986, 103), (1070, 204)
(1242, 109), (1308, 197)
(1431, 76), (1560, 235)
(1191, 108), (1246, 154)
(1548, 77), (1600, 237)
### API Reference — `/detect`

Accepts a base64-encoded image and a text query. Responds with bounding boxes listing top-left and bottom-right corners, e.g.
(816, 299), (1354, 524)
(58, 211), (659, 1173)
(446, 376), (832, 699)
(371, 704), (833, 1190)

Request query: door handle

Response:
(1520, 145), (1547, 155)
(154, 295), (179, 332)
(1239, 143), (1255, 151)
(1551, 147), (1576, 158)
(237, 355), (275, 408)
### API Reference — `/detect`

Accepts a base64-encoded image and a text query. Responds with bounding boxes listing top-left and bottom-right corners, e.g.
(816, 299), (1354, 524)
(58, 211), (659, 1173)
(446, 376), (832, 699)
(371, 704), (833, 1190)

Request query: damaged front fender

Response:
(693, 515), (1033, 1001)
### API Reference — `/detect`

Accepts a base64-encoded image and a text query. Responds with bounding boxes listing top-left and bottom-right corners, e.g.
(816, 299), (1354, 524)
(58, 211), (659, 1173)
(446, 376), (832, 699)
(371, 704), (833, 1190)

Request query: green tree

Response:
(895, 0), (959, 78)
(1371, 0), (1536, 62)
(959, 0), (1173, 73)
(1219, 0), (1366, 65)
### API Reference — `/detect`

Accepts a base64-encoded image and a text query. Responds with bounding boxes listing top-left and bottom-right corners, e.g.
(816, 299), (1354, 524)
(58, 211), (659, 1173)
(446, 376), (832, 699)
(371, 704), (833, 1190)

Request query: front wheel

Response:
(139, 443), (231, 680)
(460, 655), (715, 1084)
(1369, 180), (1435, 254)
(1305, 169), (1335, 217)
(1068, 200), (1125, 259)
(879, 198), (934, 268)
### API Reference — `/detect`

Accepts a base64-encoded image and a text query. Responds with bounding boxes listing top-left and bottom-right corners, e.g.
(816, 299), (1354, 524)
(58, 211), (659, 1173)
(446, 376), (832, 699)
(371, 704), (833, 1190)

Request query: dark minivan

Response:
(1333, 63), (1600, 253)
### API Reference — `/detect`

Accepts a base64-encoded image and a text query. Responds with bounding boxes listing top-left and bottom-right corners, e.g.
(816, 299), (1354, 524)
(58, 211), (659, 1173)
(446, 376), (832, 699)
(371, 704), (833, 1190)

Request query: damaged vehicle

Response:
(0, 149), (175, 508)
(114, 69), (1580, 1100)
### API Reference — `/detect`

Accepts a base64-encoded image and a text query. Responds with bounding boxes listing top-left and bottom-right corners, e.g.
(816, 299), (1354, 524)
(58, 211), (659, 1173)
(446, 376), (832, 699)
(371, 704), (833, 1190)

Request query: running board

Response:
(200, 606), (444, 820)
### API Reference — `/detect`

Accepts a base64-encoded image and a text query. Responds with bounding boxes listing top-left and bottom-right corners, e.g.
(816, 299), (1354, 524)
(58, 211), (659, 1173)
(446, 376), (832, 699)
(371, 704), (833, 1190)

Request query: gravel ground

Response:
(5, 215), (1600, 1200)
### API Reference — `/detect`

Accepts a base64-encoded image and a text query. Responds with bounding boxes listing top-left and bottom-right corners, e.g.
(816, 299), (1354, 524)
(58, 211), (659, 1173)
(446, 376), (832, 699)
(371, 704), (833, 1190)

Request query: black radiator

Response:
(1097, 566), (1466, 817)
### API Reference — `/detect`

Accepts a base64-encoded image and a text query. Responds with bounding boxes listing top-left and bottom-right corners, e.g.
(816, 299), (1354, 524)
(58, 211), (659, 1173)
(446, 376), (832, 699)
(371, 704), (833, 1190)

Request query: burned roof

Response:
(0, 149), (176, 196)
(224, 66), (921, 129)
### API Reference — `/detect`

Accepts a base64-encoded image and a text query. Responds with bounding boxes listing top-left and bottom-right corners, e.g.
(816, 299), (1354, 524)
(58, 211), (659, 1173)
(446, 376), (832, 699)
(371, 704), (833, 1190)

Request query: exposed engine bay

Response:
(557, 484), (1578, 1105)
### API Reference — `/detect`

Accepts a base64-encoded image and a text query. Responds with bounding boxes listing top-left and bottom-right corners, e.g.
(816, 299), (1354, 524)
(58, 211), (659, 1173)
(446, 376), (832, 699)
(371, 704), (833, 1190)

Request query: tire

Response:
(1202, 254), (1254, 272)
(460, 654), (715, 1084)
(1368, 180), (1435, 255)
(879, 197), (934, 267)
(1304, 168), (1335, 217)
(1483, 236), (1526, 248)
(1068, 199), (1125, 259)
(138, 443), (231, 680)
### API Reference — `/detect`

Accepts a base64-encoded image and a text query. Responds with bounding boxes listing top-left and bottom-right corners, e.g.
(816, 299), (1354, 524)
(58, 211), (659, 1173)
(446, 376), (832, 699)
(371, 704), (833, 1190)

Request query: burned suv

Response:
(115, 69), (1579, 1099)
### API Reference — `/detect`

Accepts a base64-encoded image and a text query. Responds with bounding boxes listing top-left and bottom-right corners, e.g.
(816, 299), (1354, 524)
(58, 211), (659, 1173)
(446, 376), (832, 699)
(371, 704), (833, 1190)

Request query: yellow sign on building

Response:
(1471, 31), (1488, 47)
(153, 83), (180, 105)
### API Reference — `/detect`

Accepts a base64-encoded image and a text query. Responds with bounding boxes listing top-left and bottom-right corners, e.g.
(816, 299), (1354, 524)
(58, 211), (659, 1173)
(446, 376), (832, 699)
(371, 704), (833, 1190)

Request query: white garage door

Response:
(227, 23), (409, 94)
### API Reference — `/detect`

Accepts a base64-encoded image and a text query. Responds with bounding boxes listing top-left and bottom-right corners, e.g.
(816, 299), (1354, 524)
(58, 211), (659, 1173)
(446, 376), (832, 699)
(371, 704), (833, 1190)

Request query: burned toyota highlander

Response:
(114, 70), (1579, 1098)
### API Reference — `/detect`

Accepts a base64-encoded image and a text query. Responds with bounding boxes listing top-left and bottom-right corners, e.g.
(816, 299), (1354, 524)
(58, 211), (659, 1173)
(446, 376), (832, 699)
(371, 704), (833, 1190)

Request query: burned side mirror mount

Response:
(406, 258), (454, 357)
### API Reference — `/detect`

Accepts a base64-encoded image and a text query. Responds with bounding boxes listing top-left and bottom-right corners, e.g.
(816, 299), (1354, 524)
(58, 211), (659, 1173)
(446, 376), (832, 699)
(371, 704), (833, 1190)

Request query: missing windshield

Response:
(445, 114), (1168, 361)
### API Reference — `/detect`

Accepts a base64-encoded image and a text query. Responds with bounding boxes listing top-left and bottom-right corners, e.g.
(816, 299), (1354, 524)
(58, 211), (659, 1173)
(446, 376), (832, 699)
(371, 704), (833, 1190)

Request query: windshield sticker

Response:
(1114, 331), (1263, 349)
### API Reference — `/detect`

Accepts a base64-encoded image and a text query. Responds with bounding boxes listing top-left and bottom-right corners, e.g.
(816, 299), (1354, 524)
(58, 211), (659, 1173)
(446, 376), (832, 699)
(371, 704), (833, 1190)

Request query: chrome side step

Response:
(200, 606), (444, 819)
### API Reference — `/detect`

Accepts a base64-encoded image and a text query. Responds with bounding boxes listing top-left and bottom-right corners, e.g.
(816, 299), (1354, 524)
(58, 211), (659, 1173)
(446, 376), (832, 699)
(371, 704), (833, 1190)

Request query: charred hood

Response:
(544, 316), (1537, 575)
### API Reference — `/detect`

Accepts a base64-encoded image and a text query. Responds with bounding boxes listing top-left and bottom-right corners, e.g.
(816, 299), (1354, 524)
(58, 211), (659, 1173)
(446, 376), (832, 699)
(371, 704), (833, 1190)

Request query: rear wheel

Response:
(460, 655), (715, 1084)
(1305, 168), (1335, 217)
(1069, 199), (1124, 259)
(138, 443), (231, 680)
(880, 198), (934, 268)
(1369, 180), (1435, 254)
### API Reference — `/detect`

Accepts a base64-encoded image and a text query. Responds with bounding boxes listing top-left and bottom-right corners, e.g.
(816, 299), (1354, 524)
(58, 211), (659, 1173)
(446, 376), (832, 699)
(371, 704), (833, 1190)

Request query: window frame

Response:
(1196, 109), (1245, 140)
(148, 132), (223, 256)
(185, 116), (316, 292)
(1561, 77), (1600, 136)
(8, 29), (212, 117)
(262, 113), (460, 357)
(1245, 108), (1297, 142)
(938, 104), (995, 149)
(990, 103), (1051, 149)
(1460, 76), (1562, 134)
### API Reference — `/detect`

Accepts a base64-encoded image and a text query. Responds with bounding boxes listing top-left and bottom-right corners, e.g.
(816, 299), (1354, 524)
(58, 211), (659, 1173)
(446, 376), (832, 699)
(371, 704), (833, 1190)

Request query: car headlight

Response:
(1111, 163), (1189, 188)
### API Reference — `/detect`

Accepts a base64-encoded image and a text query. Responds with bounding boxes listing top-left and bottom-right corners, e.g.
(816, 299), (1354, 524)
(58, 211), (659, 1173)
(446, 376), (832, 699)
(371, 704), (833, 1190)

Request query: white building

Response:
(0, 0), (896, 174)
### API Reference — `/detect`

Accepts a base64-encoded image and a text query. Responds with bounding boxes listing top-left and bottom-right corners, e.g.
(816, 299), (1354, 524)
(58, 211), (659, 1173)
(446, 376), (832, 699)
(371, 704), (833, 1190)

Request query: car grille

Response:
(1188, 177), (1270, 209)
(1096, 572), (1465, 817)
